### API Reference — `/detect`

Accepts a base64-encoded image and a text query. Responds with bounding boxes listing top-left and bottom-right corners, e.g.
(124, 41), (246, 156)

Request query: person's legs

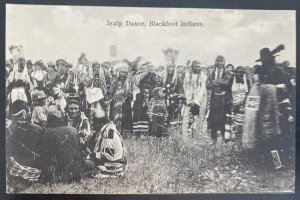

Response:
(193, 115), (201, 138)
(211, 127), (217, 144)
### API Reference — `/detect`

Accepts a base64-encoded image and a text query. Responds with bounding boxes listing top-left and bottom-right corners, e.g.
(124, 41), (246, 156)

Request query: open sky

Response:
(6, 4), (296, 67)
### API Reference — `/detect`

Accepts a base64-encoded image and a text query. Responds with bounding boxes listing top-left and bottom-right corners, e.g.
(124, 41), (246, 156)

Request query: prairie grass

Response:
(7, 127), (295, 194)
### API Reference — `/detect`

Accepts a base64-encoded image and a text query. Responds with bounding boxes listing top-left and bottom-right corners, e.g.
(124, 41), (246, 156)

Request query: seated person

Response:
(87, 108), (127, 178)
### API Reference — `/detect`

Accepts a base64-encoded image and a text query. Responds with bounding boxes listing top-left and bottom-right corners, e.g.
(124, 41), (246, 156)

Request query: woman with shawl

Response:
(109, 61), (133, 136)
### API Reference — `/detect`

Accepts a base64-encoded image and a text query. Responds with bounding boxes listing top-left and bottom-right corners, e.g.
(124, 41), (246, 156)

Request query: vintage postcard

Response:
(5, 4), (296, 194)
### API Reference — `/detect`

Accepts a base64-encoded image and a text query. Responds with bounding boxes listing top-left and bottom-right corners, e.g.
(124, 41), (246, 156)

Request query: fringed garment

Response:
(147, 98), (168, 137)
(182, 70), (208, 138)
(109, 78), (132, 135)
(132, 93), (149, 136)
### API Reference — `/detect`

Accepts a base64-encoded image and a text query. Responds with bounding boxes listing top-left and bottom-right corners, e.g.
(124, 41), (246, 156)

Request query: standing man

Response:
(158, 62), (184, 126)
(182, 60), (207, 139)
(254, 45), (294, 167)
(206, 55), (231, 143)
(109, 62), (133, 137)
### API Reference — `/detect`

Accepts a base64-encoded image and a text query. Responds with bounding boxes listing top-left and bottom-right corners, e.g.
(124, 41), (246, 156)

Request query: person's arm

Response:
(206, 72), (213, 90)
(80, 119), (91, 143)
(194, 73), (207, 106)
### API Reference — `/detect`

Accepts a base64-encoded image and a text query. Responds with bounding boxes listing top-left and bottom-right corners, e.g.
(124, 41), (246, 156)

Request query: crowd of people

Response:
(5, 44), (295, 183)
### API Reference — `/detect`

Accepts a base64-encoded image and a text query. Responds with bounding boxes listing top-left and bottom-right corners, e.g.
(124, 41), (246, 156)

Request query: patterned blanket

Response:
(7, 156), (41, 182)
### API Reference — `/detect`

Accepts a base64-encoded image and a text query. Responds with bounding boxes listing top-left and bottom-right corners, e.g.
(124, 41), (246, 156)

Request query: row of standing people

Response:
(6, 50), (295, 146)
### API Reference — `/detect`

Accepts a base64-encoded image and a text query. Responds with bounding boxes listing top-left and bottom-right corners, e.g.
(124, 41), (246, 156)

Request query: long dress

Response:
(231, 74), (249, 140)
(147, 97), (168, 137)
(109, 78), (132, 136)
(132, 93), (149, 136)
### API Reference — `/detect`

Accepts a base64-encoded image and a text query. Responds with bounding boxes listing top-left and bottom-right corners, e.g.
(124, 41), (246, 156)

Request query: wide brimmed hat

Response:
(56, 59), (67, 66)
(34, 60), (43, 67)
(256, 44), (284, 62)
(31, 90), (47, 102)
(47, 61), (56, 69)
(255, 48), (277, 62)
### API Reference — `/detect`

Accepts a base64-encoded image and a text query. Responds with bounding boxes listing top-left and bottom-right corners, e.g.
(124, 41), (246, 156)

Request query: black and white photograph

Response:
(5, 3), (296, 194)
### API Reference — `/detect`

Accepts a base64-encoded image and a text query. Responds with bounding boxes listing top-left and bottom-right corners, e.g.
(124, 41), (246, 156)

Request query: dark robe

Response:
(132, 93), (149, 136)
(6, 121), (44, 169)
(42, 126), (85, 183)
(206, 67), (231, 141)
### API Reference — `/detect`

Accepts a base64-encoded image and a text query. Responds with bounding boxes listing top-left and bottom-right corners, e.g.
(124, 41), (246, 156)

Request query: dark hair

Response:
(225, 64), (234, 70)
(47, 111), (64, 128)
(253, 65), (261, 74)
(65, 99), (81, 113)
(235, 66), (245, 73)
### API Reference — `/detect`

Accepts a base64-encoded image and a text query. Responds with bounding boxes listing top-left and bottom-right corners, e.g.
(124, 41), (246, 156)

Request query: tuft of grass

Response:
(8, 127), (295, 194)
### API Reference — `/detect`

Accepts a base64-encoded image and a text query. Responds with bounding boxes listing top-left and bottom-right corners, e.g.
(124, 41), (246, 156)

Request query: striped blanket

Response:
(7, 156), (41, 182)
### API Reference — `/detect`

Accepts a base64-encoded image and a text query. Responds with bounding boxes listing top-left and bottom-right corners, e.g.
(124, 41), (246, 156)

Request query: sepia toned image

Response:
(5, 4), (296, 194)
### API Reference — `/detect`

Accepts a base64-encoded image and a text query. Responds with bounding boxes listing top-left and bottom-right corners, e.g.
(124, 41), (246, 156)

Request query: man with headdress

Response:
(109, 61), (133, 137)
(206, 55), (231, 143)
(84, 61), (110, 101)
(81, 61), (110, 130)
(6, 57), (32, 107)
(158, 49), (184, 126)
(65, 53), (90, 94)
(182, 60), (207, 139)
(6, 100), (43, 182)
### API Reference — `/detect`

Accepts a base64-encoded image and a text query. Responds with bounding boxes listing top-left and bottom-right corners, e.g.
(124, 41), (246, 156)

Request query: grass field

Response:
(6, 127), (295, 194)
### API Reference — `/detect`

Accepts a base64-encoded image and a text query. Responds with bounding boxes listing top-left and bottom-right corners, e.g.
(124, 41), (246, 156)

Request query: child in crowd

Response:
(147, 87), (168, 137)
(31, 90), (48, 129)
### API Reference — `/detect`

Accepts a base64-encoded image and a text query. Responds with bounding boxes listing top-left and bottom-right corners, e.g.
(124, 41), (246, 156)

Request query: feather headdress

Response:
(161, 48), (180, 86)
(163, 48), (179, 65)
(8, 45), (24, 61)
